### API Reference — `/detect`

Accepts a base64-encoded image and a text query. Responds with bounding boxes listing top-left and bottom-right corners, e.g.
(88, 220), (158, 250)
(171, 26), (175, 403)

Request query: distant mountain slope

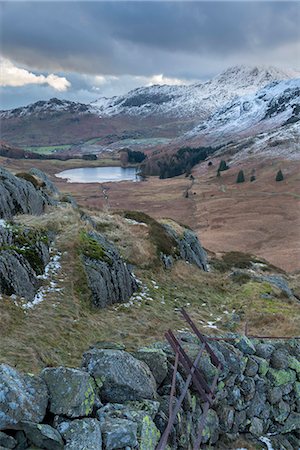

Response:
(92, 65), (300, 120)
(180, 78), (300, 147)
(1, 65), (299, 148)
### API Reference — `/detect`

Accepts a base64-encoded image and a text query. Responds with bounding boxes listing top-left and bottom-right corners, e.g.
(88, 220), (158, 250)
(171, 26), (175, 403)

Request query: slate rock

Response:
(82, 349), (157, 402)
(57, 418), (102, 450)
(249, 417), (264, 436)
(245, 357), (259, 377)
(267, 386), (283, 404)
(41, 367), (96, 418)
(270, 349), (289, 369)
(234, 336), (256, 355)
(21, 422), (63, 450)
(0, 431), (16, 449)
(0, 364), (48, 429)
(133, 348), (168, 385)
(82, 232), (137, 308)
(256, 343), (275, 360)
(100, 418), (138, 450)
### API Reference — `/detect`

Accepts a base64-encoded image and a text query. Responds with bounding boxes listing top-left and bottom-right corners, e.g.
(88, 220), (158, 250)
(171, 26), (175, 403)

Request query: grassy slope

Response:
(0, 206), (299, 373)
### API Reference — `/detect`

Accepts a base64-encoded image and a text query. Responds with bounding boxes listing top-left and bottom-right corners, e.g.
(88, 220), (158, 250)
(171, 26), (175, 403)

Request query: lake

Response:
(55, 166), (141, 183)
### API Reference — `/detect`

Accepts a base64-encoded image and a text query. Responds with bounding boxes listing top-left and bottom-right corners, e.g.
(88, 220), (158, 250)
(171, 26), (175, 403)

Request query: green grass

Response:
(0, 208), (299, 373)
(25, 144), (72, 155)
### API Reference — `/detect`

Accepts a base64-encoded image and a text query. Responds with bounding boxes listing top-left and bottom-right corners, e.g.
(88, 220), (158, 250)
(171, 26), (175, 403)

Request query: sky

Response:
(0, 1), (299, 109)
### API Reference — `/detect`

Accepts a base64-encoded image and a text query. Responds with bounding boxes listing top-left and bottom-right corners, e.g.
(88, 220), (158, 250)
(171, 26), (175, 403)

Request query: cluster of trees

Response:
(127, 149), (146, 164)
(158, 146), (215, 179)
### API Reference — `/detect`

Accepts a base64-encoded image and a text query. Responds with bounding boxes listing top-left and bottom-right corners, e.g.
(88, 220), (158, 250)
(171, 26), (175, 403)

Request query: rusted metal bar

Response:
(180, 308), (223, 369)
(193, 363), (222, 449)
(166, 330), (213, 402)
(167, 330), (213, 395)
(156, 342), (206, 450)
(169, 351), (179, 417)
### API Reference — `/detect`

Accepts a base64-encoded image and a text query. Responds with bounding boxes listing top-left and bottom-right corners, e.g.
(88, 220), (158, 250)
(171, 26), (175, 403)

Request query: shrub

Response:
(236, 170), (245, 183)
(275, 169), (284, 182)
(16, 172), (44, 189)
(250, 175), (256, 182)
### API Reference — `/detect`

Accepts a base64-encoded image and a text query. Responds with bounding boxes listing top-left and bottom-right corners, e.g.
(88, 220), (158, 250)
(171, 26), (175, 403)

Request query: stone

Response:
(0, 167), (51, 219)
(133, 348), (168, 385)
(57, 418), (102, 450)
(281, 412), (300, 433)
(234, 336), (256, 355)
(244, 357), (259, 377)
(270, 349), (289, 369)
(0, 364), (48, 429)
(82, 349), (157, 402)
(267, 386), (283, 404)
(272, 400), (290, 423)
(100, 418), (138, 450)
(41, 367), (96, 418)
(240, 377), (256, 401)
(288, 356), (300, 375)
(246, 392), (267, 419)
(201, 409), (219, 444)
(0, 431), (16, 449)
(256, 343), (275, 360)
(139, 415), (160, 450)
(21, 423), (63, 450)
(249, 417), (264, 436)
(267, 368), (297, 386)
(82, 231), (137, 308)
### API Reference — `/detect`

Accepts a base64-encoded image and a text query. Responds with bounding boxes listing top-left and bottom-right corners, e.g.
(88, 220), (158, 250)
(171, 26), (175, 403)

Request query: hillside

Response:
(1, 65), (299, 151)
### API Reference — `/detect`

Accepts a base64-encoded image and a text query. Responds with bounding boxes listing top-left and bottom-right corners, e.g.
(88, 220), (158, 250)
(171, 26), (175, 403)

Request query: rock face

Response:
(82, 348), (157, 402)
(0, 167), (54, 219)
(162, 225), (208, 271)
(0, 337), (299, 449)
(81, 231), (137, 308)
(0, 224), (50, 300)
(0, 364), (48, 429)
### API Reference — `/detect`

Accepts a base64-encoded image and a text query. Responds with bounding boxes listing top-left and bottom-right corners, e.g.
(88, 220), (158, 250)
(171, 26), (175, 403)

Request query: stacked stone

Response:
(0, 336), (299, 449)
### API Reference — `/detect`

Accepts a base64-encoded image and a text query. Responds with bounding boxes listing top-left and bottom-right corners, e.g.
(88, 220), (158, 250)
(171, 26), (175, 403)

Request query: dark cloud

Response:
(1, 1), (299, 108)
(1, 1), (299, 78)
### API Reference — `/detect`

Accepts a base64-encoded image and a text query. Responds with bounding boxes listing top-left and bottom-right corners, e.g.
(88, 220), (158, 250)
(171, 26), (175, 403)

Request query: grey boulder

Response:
(82, 349), (157, 402)
(21, 423), (63, 450)
(41, 367), (96, 418)
(100, 418), (137, 450)
(0, 364), (48, 429)
(57, 418), (102, 450)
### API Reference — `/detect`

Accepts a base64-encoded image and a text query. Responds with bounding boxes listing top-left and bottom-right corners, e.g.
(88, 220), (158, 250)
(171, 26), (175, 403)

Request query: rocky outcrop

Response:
(161, 225), (208, 271)
(0, 224), (50, 300)
(0, 336), (299, 449)
(0, 167), (56, 219)
(81, 231), (137, 308)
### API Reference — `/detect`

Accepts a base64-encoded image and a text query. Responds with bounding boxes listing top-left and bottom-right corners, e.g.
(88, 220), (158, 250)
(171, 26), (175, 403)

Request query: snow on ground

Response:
(22, 249), (62, 309)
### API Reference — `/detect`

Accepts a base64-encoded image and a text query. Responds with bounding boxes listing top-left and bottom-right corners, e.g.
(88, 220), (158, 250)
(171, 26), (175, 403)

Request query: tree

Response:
(275, 169), (284, 182)
(236, 170), (245, 183)
(218, 160), (229, 172)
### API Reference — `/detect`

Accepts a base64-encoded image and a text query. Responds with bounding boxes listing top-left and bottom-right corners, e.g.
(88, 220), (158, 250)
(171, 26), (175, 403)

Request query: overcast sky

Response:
(0, 1), (299, 109)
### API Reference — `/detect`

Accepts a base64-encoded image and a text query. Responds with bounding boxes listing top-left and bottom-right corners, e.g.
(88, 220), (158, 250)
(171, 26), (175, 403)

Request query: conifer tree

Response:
(218, 160), (229, 172)
(275, 169), (284, 181)
(236, 170), (245, 183)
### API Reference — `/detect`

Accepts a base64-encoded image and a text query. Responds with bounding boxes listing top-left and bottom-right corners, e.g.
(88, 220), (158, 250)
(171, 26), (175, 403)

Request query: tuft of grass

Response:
(16, 172), (45, 189)
(123, 210), (178, 259)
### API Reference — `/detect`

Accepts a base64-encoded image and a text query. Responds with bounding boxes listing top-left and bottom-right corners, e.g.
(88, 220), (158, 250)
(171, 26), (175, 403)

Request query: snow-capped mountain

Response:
(180, 78), (300, 146)
(91, 65), (300, 120)
(0, 98), (94, 119)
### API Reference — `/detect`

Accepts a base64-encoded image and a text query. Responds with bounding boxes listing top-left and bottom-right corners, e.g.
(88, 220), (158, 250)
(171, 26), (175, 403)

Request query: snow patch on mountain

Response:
(91, 65), (300, 120)
(183, 78), (300, 145)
